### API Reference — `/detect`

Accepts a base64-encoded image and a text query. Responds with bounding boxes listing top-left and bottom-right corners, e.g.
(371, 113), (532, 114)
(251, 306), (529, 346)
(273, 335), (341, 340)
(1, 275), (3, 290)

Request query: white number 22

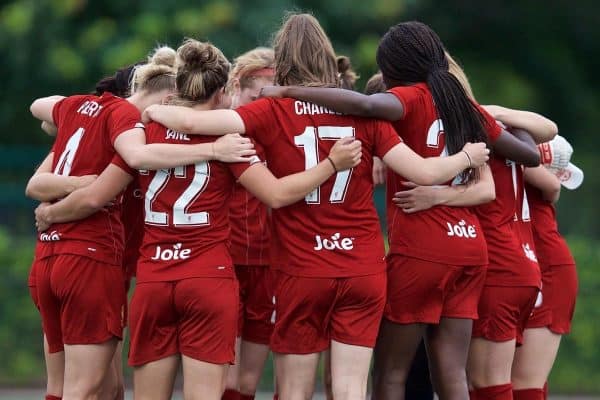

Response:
(142, 162), (211, 227)
(294, 126), (355, 204)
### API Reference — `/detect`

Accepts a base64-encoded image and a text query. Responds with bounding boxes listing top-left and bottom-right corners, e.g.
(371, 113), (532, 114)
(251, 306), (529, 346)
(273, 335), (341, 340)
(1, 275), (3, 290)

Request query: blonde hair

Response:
(364, 72), (386, 95)
(131, 45), (177, 94)
(229, 47), (275, 91)
(171, 39), (230, 106)
(445, 51), (476, 101)
(272, 13), (339, 87)
(337, 56), (358, 90)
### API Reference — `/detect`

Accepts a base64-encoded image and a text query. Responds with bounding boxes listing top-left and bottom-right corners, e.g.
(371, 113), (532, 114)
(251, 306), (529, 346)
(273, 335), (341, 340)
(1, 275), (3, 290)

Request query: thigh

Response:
(385, 256), (449, 324)
(467, 337), (516, 388)
(329, 340), (373, 400)
(274, 352), (320, 400)
(472, 285), (538, 345)
(36, 257), (64, 353)
(182, 355), (229, 400)
(133, 355), (179, 400)
(52, 255), (126, 346)
(242, 267), (276, 345)
(442, 265), (486, 320)
(512, 327), (562, 389)
(239, 340), (271, 395)
(43, 335), (65, 397)
(63, 340), (118, 399)
(331, 272), (386, 348)
(176, 277), (239, 364)
(128, 282), (178, 366)
(270, 273), (335, 355)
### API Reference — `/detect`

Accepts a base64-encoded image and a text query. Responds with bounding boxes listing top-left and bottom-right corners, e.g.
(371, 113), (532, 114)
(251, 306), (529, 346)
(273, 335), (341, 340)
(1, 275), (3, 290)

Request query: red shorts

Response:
(128, 277), (238, 366)
(36, 255), (126, 353)
(270, 271), (386, 354)
(28, 259), (40, 310)
(526, 264), (577, 334)
(384, 255), (486, 324)
(235, 265), (275, 345)
(472, 285), (539, 344)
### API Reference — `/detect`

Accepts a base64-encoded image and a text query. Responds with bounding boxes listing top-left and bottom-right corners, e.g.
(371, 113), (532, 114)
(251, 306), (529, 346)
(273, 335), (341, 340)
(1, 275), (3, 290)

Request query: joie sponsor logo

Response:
(522, 243), (538, 262)
(39, 231), (60, 241)
(446, 220), (477, 238)
(151, 243), (191, 261)
(314, 233), (354, 251)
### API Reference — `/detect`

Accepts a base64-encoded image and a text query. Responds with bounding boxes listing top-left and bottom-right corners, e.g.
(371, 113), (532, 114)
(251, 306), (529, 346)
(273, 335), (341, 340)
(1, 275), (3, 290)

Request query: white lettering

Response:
(314, 233), (354, 251)
(165, 129), (190, 141)
(150, 243), (192, 261)
(77, 101), (103, 117)
(446, 220), (477, 239)
(293, 101), (340, 116)
(39, 231), (60, 242)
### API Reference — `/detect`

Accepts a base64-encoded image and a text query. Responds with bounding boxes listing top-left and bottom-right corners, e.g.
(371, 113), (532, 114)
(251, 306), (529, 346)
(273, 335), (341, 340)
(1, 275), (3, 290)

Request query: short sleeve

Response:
(373, 120), (402, 158)
(477, 104), (502, 142)
(110, 153), (135, 177)
(51, 98), (68, 127)
(387, 85), (424, 119)
(51, 95), (87, 127)
(107, 102), (143, 145)
(228, 140), (265, 179)
(235, 98), (277, 147)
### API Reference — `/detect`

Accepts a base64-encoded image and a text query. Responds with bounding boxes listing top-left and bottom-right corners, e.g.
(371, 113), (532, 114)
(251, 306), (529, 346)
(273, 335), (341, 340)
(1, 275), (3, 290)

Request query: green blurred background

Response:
(0, 0), (598, 394)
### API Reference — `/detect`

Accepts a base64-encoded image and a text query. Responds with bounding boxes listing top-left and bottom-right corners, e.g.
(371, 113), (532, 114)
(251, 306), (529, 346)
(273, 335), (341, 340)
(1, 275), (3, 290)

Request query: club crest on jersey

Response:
(39, 230), (60, 241)
(446, 220), (477, 238)
(151, 243), (191, 261)
(314, 233), (354, 251)
(165, 129), (190, 141)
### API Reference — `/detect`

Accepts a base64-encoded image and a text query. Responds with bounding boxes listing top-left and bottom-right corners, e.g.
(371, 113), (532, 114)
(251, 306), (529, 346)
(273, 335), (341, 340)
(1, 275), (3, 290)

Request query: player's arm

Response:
(483, 105), (558, 144)
(35, 164), (133, 231)
(491, 128), (540, 167)
(25, 152), (97, 201)
(524, 166), (561, 203)
(392, 164), (495, 213)
(142, 106), (245, 136)
(382, 142), (489, 186)
(114, 128), (255, 170)
(41, 121), (57, 137)
(30, 96), (65, 124)
(238, 138), (361, 208)
(260, 86), (405, 120)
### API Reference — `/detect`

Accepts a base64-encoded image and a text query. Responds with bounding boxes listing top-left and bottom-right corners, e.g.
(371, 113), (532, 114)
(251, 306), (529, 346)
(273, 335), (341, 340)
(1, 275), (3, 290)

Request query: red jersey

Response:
(37, 93), (139, 266)
(236, 97), (402, 278)
(121, 182), (145, 278)
(136, 122), (254, 283)
(385, 84), (500, 266)
(228, 182), (270, 266)
(476, 153), (541, 287)
(526, 183), (574, 269)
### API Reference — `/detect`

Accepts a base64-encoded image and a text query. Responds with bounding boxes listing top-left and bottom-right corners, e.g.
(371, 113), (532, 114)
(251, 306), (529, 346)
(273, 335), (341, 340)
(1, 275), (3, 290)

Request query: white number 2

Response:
(425, 119), (464, 185)
(294, 126), (355, 204)
(54, 127), (85, 176)
(142, 162), (211, 227)
(507, 160), (530, 221)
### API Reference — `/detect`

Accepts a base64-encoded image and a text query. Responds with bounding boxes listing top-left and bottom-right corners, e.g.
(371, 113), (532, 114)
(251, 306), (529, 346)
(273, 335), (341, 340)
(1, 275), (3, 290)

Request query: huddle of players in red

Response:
(25, 12), (578, 400)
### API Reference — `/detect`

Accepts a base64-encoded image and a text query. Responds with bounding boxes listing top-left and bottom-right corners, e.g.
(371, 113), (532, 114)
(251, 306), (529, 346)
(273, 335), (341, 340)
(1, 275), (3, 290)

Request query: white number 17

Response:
(294, 126), (355, 204)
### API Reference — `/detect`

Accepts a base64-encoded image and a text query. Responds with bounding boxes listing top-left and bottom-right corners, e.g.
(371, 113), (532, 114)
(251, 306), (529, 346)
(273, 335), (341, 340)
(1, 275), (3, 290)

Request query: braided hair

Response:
(376, 21), (488, 182)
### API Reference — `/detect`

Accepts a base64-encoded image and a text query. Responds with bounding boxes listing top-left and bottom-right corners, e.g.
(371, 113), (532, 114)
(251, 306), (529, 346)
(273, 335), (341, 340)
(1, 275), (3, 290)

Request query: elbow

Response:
(266, 196), (286, 209)
(413, 171), (438, 187)
(30, 99), (44, 120)
(482, 185), (496, 203)
(24, 182), (37, 200)
(82, 193), (105, 212)
(522, 151), (541, 168)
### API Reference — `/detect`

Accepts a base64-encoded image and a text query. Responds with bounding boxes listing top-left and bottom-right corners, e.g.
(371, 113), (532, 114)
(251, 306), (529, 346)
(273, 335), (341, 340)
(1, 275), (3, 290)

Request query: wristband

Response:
(327, 156), (338, 172)
(461, 150), (472, 168)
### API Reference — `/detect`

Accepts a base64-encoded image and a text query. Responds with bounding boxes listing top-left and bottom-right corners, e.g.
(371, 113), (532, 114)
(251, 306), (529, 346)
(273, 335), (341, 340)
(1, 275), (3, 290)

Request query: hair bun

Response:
(336, 55), (358, 90)
(337, 56), (351, 74)
(149, 46), (176, 67)
(178, 39), (222, 72)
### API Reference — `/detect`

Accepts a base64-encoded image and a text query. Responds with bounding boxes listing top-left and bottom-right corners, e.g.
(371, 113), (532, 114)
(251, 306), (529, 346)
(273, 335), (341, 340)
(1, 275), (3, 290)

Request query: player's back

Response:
(236, 97), (401, 278)
(137, 122), (250, 283)
(39, 93), (140, 266)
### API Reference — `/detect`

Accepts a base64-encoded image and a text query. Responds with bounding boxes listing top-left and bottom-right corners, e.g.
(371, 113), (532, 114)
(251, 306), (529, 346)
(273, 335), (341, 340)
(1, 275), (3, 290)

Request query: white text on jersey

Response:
(446, 220), (477, 238)
(39, 230), (60, 241)
(294, 101), (340, 116)
(166, 129), (191, 141)
(151, 243), (191, 261)
(77, 101), (103, 118)
(314, 233), (354, 251)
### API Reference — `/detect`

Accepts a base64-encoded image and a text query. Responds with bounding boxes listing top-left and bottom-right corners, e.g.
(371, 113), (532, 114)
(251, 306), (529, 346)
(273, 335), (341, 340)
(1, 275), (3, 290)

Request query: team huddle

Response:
(24, 12), (580, 400)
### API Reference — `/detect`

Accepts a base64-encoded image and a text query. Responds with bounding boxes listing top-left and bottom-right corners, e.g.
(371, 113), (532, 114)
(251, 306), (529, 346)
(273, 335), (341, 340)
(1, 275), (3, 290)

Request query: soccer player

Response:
(142, 14), (490, 400)
(255, 21), (554, 400)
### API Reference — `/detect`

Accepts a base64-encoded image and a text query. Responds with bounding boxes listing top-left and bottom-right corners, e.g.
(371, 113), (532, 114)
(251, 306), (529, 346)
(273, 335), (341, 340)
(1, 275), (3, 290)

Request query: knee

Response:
(238, 370), (260, 395)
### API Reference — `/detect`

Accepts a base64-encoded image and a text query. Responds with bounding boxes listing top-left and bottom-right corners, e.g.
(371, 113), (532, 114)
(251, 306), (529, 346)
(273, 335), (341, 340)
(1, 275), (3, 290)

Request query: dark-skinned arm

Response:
(491, 128), (540, 167)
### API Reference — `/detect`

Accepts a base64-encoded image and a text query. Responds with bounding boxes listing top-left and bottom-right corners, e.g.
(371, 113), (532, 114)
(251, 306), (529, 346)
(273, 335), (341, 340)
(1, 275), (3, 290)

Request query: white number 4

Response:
(294, 126), (355, 204)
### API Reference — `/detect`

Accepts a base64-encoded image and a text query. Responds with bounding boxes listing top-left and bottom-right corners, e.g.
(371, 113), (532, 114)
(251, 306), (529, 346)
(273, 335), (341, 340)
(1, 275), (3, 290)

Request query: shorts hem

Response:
(384, 314), (441, 325)
(180, 349), (233, 365)
(271, 342), (329, 355)
(471, 332), (516, 343)
(129, 350), (179, 367)
(241, 332), (272, 346)
(63, 332), (121, 347)
(330, 334), (376, 349)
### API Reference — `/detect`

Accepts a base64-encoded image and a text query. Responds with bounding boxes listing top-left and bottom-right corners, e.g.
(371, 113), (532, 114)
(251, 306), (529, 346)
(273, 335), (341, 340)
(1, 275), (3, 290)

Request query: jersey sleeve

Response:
(387, 86), (422, 119)
(372, 120), (403, 158)
(235, 98), (277, 147)
(51, 95), (87, 127)
(227, 140), (265, 179)
(107, 102), (143, 145)
(110, 153), (136, 177)
(476, 104), (502, 142)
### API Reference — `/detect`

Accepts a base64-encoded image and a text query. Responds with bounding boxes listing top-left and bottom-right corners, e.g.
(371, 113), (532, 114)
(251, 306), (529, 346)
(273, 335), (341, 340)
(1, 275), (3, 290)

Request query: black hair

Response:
(376, 21), (488, 182)
(94, 63), (141, 98)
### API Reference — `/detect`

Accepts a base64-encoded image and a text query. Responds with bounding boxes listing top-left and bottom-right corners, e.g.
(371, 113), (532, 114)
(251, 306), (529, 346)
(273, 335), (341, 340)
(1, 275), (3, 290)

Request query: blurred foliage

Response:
(0, 0), (598, 392)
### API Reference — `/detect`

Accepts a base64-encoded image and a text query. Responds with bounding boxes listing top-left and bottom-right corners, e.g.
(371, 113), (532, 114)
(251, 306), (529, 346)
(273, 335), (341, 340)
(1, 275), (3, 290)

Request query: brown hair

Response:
(171, 39), (230, 106)
(131, 46), (177, 94)
(272, 13), (339, 87)
(337, 56), (358, 90)
(445, 51), (476, 101)
(364, 72), (386, 95)
(229, 47), (275, 91)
